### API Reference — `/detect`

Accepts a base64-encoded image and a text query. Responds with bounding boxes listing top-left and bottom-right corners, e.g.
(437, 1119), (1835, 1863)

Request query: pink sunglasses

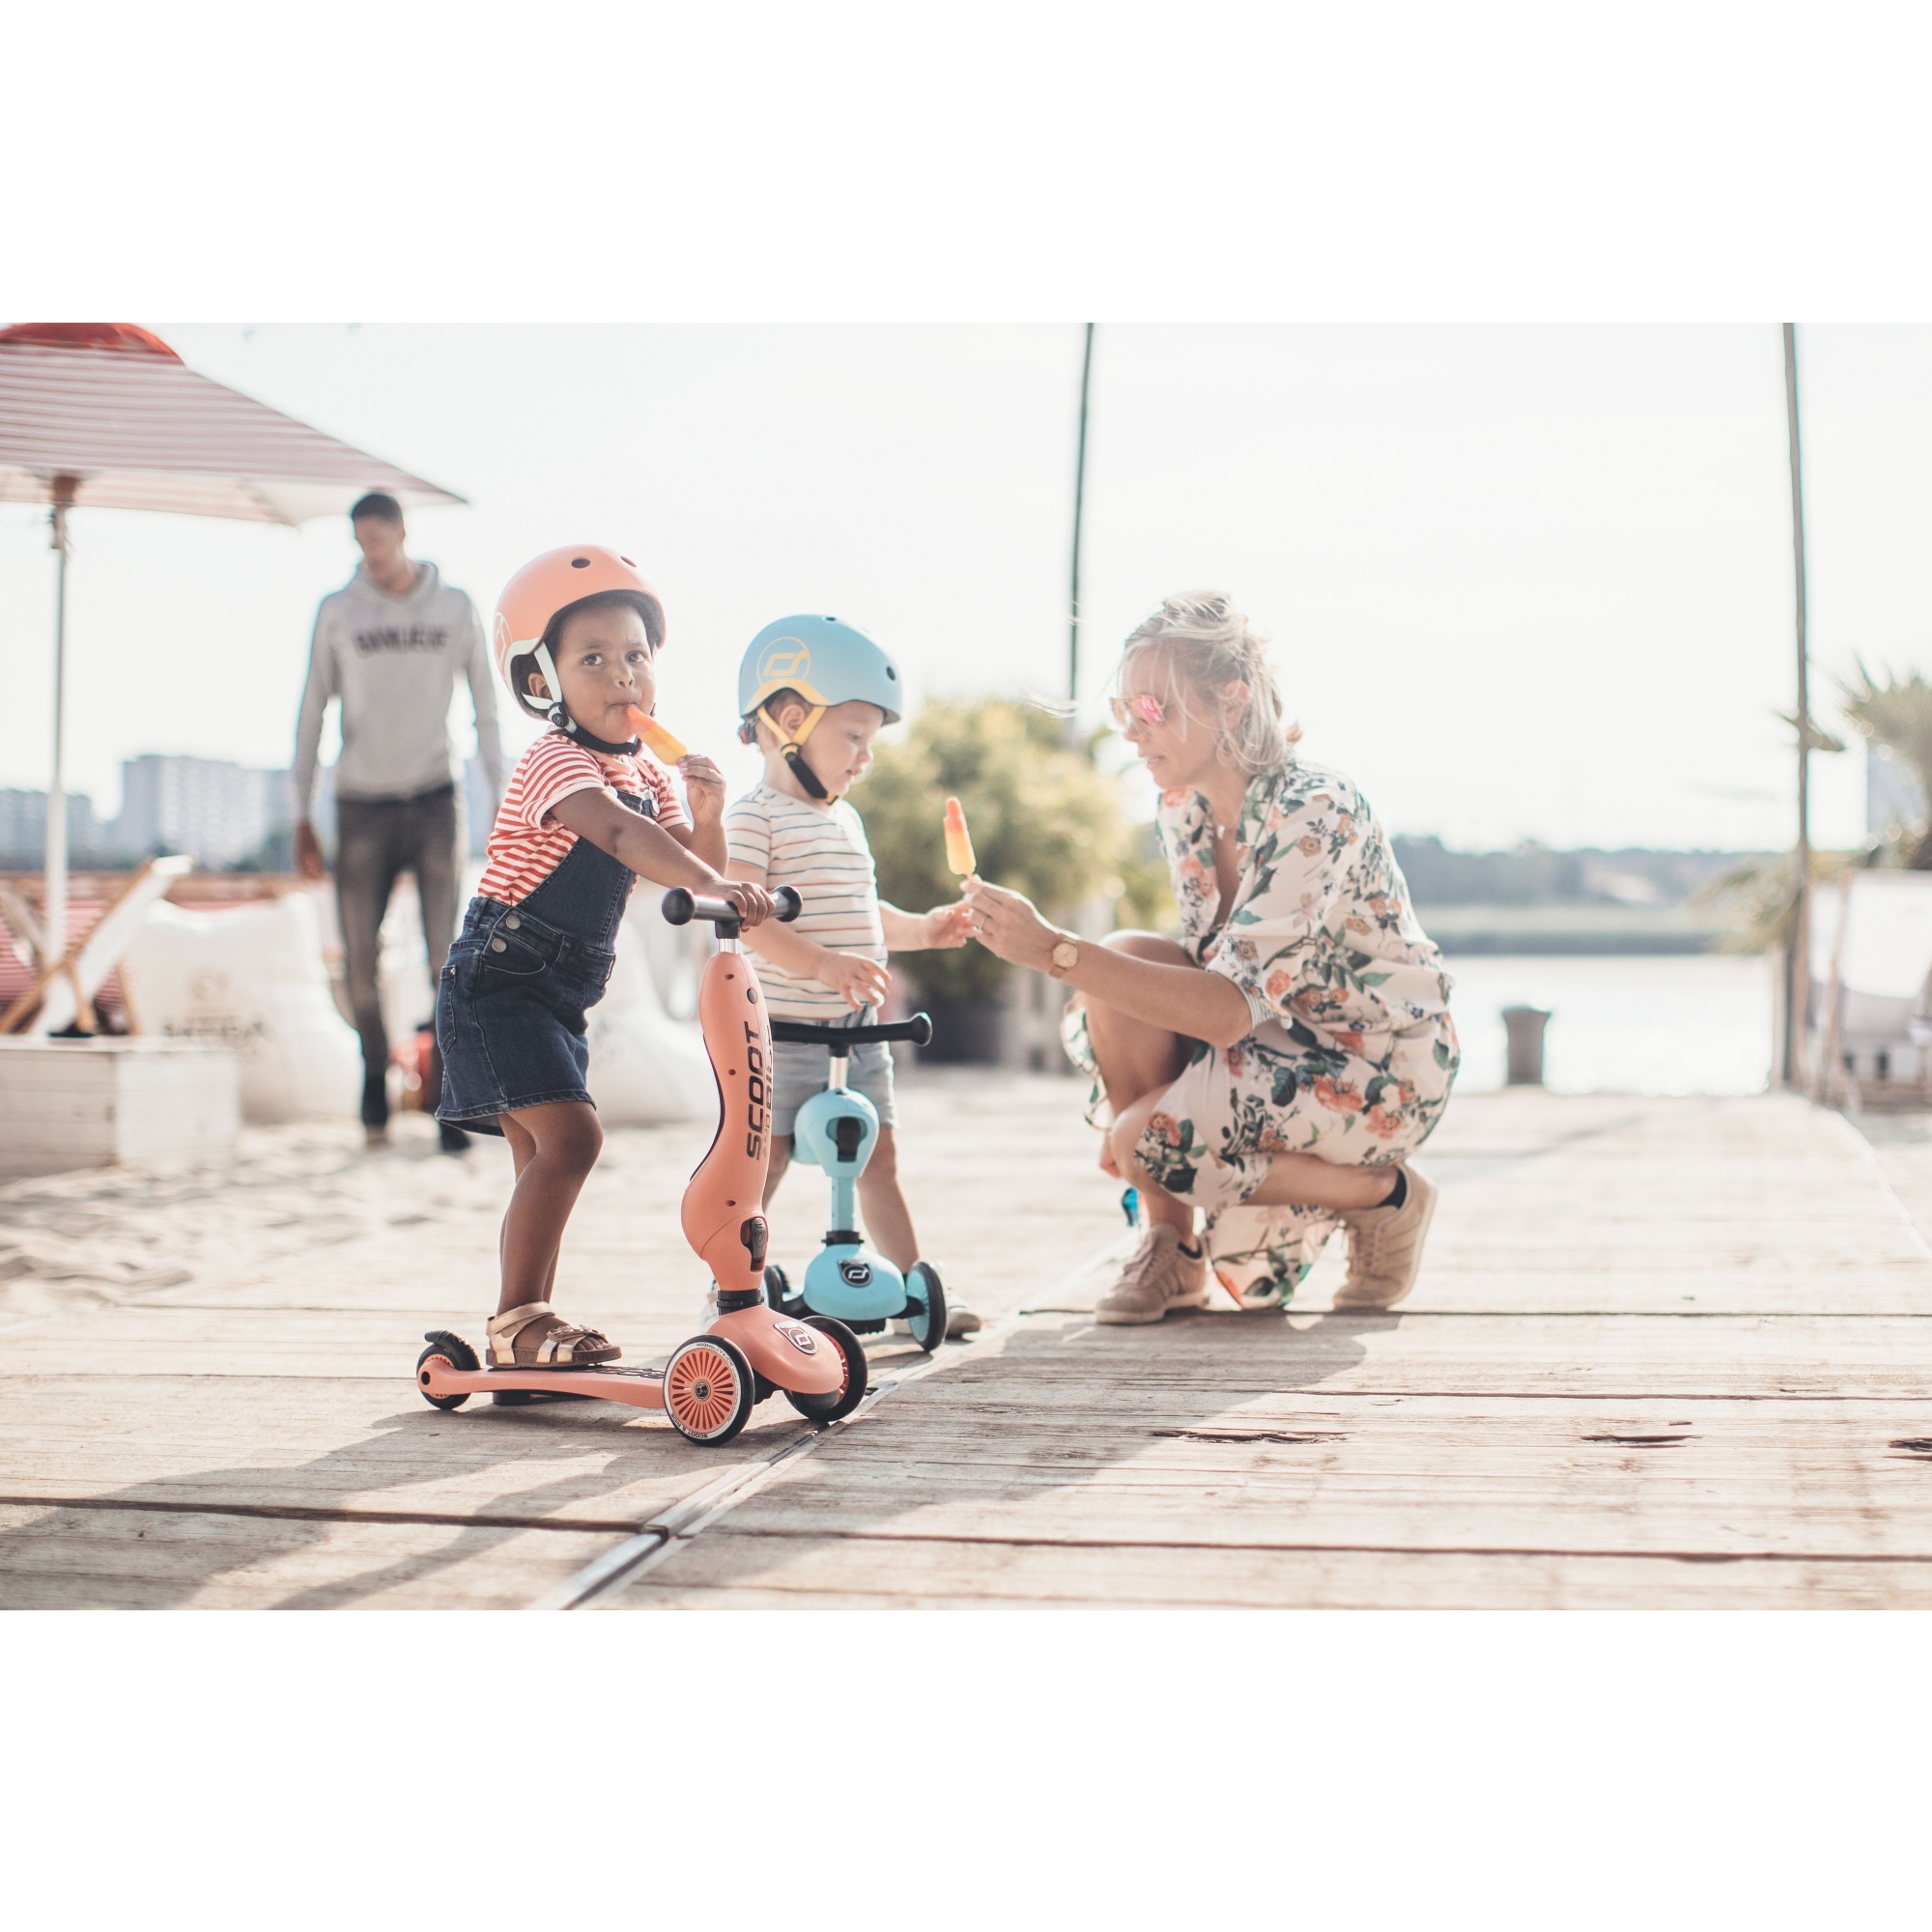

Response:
(1109, 693), (1166, 729)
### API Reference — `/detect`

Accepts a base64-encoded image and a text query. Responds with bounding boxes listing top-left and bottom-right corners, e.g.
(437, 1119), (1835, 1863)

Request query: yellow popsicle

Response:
(626, 706), (689, 762)
(944, 796), (977, 876)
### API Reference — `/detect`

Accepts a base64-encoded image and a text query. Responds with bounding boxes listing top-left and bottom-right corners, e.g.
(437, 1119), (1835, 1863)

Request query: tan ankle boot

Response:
(1335, 1167), (1436, 1309)
(1094, 1225), (1210, 1325)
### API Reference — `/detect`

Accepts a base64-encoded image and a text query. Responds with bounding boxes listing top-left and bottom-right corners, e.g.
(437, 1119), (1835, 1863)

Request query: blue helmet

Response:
(738, 614), (903, 727)
(738, 615), (904, 801)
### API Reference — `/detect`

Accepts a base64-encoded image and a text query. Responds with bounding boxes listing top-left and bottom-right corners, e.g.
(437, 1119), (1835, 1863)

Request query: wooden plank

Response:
(0, 1502), (619, 1610)
(611, 1537), (1932, 1610)
(0, 1373), (813, 1524)
(9, 1305), (1929, 1394)
(610, 1393), (1932, 1566)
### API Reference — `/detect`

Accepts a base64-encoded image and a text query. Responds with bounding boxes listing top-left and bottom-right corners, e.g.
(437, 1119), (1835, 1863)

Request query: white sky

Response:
(3, 322), (1924, 852)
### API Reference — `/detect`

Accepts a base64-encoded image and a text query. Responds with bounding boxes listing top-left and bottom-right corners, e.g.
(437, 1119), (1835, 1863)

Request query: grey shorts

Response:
(770, 1036), (898, 1136)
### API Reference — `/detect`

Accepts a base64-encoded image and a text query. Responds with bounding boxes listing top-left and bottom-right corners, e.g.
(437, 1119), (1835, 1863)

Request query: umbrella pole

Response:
(43, 477), (76, 985)
(1782, 327), (1811, 1093)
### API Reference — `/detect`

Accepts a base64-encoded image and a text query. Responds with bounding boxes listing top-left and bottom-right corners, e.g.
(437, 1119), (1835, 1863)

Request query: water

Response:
(1445, 953), (1773, 1095)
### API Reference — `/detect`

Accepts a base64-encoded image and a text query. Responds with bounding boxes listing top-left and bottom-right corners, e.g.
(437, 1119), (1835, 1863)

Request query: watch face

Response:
(1054, 941), (1078, 968)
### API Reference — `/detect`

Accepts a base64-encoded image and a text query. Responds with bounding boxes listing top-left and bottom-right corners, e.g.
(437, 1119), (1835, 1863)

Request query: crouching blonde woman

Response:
(963, 594), (1458, 1322)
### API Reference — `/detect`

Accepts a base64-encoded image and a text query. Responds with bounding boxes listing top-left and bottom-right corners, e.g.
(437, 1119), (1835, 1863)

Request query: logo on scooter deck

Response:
(742, 1019), (767, 1158)
(838, 1259), (873, 1288)
(772, 1321), (818, 1354)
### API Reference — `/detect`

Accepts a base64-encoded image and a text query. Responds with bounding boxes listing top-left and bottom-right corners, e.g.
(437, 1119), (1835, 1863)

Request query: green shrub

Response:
(857, 700), (1149, 999)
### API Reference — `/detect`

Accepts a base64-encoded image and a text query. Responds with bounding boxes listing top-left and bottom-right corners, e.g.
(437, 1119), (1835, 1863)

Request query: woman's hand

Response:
(920, 901), (975, 950)
(962, 880), (1065, 972)
(677, 753), (727, 827)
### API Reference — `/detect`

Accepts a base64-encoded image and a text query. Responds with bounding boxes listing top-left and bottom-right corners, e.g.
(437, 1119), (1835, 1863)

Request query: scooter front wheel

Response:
(416, 1330), (479, 1410)
(663, 1334), (756, 1443)
(785, 1317), (868, 1423)
(904, 1262), (949, 1354)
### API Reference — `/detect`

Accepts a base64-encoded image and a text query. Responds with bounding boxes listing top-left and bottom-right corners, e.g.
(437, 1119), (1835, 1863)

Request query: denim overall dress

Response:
(435, 793), (654, 1136)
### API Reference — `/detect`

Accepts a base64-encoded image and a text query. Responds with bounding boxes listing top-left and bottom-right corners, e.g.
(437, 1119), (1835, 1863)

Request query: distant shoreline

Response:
(1419, 902), (1737, 956)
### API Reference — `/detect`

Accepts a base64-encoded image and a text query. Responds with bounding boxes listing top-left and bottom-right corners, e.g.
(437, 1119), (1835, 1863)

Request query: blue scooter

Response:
(762, 1013), (950, 1351)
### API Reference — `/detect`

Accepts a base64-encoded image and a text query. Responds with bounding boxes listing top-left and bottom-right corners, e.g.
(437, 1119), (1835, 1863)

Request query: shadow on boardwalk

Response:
(608, 1301), (1391, 1605)
(0, 1399), (798, 1610)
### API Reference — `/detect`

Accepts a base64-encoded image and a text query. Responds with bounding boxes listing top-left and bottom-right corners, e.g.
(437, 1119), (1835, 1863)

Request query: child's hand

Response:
(921, 901), (975, 949)
(820, 951), (892, 1009)
(678, 754), (727, 825)
(722, 879), (777, 926)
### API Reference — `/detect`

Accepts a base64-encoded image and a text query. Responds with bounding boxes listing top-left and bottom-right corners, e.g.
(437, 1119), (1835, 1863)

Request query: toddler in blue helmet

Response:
(724, 615), (982, 1337)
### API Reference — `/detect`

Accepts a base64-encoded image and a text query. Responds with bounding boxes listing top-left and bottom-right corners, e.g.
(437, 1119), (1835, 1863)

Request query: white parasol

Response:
(0, 323), (462, 1028)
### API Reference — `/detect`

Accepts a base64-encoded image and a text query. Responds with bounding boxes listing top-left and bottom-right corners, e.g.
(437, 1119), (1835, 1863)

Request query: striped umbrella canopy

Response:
(0, 322), (461, 523)
(0, 323), (464, 1027)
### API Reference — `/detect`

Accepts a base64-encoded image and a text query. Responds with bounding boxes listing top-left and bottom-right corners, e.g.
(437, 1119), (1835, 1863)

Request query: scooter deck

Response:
(419, 1359), (668, 1410)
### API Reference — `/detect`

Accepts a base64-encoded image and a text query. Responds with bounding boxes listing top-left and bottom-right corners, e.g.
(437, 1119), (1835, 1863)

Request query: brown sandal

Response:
(485, 1300), (621, 1368)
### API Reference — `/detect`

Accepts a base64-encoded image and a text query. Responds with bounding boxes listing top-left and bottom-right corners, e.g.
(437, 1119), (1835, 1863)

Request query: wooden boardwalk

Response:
(3, 1078), (1930, 1608)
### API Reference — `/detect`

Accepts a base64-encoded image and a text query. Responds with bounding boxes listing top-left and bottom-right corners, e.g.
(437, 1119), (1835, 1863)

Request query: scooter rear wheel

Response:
(416, 1330), (479, 1410)
(785, 1317), (868, 1423)
(904, 1262), (949, 1354)
(663, 1334), (756, 1443)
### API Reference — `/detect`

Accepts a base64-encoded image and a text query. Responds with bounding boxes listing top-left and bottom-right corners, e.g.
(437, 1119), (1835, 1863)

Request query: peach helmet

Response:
(492, 545), (666, 742)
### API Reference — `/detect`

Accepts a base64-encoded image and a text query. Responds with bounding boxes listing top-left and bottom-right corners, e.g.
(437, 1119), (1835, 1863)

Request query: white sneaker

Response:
(888, 1303), (983, 1338)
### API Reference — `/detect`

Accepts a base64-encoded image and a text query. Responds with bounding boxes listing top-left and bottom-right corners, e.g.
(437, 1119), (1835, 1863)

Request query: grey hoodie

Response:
(294, 561), (508, 811)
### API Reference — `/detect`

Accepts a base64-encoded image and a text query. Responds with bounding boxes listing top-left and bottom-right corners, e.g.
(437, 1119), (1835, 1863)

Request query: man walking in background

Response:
(294, 493), (507, 1151)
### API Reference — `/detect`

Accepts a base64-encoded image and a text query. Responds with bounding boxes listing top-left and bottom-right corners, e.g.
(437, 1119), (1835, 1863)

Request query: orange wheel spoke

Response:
(669, 1346), (738, 1435)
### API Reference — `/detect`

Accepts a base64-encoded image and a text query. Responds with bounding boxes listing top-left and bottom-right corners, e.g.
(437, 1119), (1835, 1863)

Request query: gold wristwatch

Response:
(1049, 937), (1080, 979)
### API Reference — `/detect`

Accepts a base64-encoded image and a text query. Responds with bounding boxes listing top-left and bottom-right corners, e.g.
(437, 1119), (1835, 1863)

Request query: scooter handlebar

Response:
(769, 1012), (934, 1050)
(662, 886), (803, 928)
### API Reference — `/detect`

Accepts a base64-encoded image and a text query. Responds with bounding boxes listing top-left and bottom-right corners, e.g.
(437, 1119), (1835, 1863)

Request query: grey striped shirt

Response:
(725, 785), (889, 1020)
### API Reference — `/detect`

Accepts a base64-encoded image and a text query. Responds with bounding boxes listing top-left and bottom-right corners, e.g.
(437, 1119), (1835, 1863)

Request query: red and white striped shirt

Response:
(476, 730), (689, 905)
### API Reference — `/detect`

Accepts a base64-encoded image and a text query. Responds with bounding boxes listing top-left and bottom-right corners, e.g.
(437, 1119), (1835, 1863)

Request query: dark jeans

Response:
(335, 783), (460, 1128)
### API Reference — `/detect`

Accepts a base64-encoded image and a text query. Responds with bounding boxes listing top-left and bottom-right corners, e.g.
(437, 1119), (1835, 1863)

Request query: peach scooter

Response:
(413, 885), (869, 1443)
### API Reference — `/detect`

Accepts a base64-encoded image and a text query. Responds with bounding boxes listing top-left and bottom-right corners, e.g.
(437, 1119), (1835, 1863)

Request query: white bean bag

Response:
(119, 892), (362, 1124)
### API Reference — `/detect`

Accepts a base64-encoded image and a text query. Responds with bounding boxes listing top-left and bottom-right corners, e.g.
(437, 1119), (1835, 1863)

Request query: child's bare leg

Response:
(495, 1100), (602, 1318)
(498, 1113), (559, 1303)
(857, 1126), (918, 1271)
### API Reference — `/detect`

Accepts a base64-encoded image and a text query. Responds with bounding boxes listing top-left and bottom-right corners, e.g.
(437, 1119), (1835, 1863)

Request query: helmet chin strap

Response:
(534, 641), (640, 757)
(764, 701), (840, 800)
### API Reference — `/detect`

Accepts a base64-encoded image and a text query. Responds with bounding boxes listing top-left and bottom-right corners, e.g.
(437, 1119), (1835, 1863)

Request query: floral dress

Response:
(1064, 757), (1459, 1304)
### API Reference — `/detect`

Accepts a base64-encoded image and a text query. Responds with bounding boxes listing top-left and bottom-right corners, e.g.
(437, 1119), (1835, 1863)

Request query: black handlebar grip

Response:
(769, 1011), (936, 1048)
(662, 885), (807, 929)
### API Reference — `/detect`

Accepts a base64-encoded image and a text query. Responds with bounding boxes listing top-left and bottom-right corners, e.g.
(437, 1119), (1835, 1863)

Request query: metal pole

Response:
(1783, 324), (1811, 1091)
(1065, 323), (1094, 749)
(43, 478), (76, 978)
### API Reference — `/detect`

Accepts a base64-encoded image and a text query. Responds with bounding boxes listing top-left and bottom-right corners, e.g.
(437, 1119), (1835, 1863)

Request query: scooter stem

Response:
(827, 1169), (858, 1238)
(680, 930), (784, 1297)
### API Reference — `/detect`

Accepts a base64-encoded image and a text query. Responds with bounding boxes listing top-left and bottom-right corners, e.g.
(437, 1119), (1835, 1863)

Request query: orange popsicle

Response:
(944, 796), (977, 876)
(626, 705), (689, 763)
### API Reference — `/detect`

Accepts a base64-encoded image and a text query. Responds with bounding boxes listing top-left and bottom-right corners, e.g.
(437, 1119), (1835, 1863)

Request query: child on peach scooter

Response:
(436, 548), (775, 1379)
(723, 615), (983, 1336)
